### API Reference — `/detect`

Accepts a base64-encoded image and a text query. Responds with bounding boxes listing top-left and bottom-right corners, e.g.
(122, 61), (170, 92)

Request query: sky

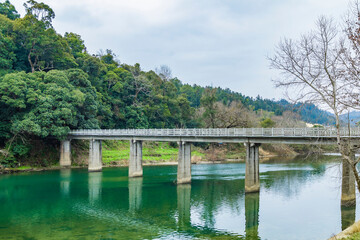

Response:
(9, 0), (349, 99)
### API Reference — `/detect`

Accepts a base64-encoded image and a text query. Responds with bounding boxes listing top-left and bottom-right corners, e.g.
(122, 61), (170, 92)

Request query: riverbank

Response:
(1, 140), (337, 174)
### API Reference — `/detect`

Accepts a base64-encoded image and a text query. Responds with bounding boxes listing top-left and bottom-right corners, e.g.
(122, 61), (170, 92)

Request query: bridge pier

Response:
(89, 139), (102, 172)
(178, 142), (191, 184)
(129, 140), (143, 177)
(245, 143), (260, 193)
(341, 154), (356, 206)
(60, 140), (71, 167)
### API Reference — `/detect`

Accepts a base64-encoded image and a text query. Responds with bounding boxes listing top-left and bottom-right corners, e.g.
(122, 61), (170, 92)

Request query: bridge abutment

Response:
(245, 143), (260, 193)
(60, 140), (71, 167)
(177, 142), (191, 184)
(129, 140), (143, 177)
(89, 139), (102, 172)
(341, 154), (356, 206)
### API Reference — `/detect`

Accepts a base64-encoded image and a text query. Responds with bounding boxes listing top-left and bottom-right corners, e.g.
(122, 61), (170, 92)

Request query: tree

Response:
(23, 0), (55, 28)
(0, 0), (20, 20)
(14, 0), (76, 73)
(268, 15), (360, 198)
(64, 32), (86, 58)
(155, 65), (172, 81)
(260, 118), (275, 128)
(200, 88), (217, 128)
(0, 15), (16, 71)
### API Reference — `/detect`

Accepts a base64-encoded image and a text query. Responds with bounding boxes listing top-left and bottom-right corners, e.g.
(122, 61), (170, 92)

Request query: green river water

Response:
(0, 156), (357, 240)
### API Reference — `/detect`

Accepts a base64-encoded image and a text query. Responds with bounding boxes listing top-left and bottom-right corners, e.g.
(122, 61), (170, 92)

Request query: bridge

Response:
(60, 128), (360, 205)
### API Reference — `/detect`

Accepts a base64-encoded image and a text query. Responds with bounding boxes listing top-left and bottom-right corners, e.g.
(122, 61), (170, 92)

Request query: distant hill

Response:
(339, 111), (360, 126)
(175, 81), (335, 126)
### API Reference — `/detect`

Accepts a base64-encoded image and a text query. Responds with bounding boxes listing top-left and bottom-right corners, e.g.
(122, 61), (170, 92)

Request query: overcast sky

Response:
(9, 0), (348, 99)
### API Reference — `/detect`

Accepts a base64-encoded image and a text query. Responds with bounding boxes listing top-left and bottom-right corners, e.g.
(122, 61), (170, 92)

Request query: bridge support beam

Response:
(129, 140), (143, 178)
(89, 139), (102, 172)
(177, 142), (191, 184)
(341, 154), (356, 206)
(60, 140), (71, 167)
(245, 143), (260, 193)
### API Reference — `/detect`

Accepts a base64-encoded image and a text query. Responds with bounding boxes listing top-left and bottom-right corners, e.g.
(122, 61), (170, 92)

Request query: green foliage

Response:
(64, 32), (85, 58)
(201, 88), (217, 128)
(260, 118), (276, 128)
(0, 0), (19, 20)
(23, 0), (55, 28)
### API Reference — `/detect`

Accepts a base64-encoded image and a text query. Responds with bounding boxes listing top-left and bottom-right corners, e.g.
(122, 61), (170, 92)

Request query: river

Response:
(0, 155), (357, 240)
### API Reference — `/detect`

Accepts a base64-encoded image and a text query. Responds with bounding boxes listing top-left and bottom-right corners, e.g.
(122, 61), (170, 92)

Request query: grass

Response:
(102, 141), (205, 164)
(11, 166), (32, 170)
(346, 233), (360, 240)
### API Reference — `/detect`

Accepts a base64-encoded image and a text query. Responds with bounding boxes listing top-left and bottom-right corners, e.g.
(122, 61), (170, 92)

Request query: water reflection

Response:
(177, 184), (191, 228)
(60, 169), (71, 197)
(88, 172), (102, 203)
(245, 193), (260, 240)
(0, 158), (355, 240)
(341, 205), (356, 230)
(128, 177), (143, 213)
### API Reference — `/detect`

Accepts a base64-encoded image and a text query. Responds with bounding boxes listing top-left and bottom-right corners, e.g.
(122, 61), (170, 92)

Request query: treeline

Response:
(0, 0), (333, 166)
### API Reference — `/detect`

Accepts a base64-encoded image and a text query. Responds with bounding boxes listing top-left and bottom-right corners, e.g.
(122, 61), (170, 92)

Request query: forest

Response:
(0, 0), (334, 167)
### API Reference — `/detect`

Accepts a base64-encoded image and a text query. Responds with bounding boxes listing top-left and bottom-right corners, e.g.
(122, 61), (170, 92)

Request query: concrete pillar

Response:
(341, 154), (356, 206)
(245, 192), (260, 239)
(177, 142), (191, 184)
(88, 172), (102, 203)
(129, 177), (143, 213)
(89, 139), (102, 172)
(245, 143), (260, 193)
(60, 140), (71, 167)
(177, 184), (191, 227)
(129, 140), (143, 177)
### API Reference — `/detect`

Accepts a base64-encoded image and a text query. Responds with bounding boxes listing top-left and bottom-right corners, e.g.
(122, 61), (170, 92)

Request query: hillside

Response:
(0, 0), (334, 167)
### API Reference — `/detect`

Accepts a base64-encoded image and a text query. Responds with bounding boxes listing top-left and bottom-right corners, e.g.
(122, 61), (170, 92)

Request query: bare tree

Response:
(268, 16), (360, 196)
(155, 65), (172, 81)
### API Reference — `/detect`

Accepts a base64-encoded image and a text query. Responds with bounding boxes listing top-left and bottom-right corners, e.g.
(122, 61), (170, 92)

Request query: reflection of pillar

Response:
(341, 205), (356, 231)
(177, 142), (191, 184)
(245, 192), (259, 240)
(177, 184), (191, 227)
(89, 139), (102, 172)
(341, 154), (356, 206)
(60, 140), (71, 167)
(88, 172), (102, 203)
(245, 143), (260, 193)
(129, 140), (143, 177)
(128, 177), (143, 213)
(60, 168), (71, 196)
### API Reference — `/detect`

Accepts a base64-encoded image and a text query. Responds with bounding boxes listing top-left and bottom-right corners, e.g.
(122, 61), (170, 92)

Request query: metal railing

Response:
(68, 128), (360, 138)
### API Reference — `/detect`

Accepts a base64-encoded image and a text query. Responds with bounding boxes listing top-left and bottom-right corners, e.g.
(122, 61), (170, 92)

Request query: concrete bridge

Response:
(60, 128), (360, 205)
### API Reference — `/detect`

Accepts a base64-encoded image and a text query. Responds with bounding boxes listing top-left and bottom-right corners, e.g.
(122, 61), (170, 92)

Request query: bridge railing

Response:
(68, 128), (360, 137)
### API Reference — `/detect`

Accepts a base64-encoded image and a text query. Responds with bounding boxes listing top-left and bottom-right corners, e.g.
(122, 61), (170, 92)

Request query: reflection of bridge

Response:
(60, 128), (359, 204)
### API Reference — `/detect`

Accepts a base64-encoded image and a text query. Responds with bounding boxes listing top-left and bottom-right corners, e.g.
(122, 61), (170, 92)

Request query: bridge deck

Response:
(68, 128), (360, 144)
